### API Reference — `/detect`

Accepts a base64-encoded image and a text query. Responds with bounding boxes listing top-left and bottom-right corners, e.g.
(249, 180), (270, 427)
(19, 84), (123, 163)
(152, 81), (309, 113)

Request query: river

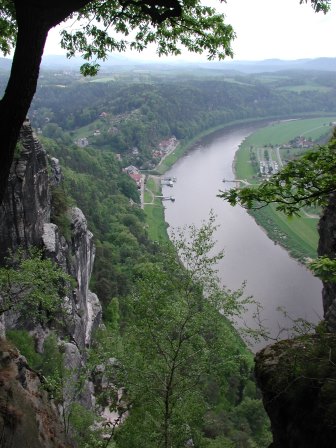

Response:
(162, 124), (323, 349)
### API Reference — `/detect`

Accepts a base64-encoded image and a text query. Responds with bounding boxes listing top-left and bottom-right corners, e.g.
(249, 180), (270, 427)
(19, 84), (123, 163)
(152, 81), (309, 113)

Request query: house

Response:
(124, 165), (139, 175)
(75, 137), (89, 147)
(129, 172), (142, 189)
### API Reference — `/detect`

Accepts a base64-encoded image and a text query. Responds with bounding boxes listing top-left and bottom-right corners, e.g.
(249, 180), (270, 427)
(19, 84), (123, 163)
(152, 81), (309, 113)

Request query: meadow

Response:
(234, 117), (336, 261)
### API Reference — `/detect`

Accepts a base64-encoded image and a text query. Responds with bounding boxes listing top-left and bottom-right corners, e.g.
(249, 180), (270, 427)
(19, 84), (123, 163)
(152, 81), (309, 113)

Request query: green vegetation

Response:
(249, 206), (319, 261)
(89, 218), (271, 447)
(0, 247), (71, 325)
(50, 185), (73, 241)
(143, 176), (169, 243)
(221, 124), (336, 278)
(41, 135), (156, 311)
(31, 71), (336, 173)
(228, 117), (336, 261)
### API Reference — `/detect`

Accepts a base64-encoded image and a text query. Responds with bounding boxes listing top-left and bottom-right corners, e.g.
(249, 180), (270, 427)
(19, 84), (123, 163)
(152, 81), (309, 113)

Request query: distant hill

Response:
(204, 58), (336, 73)
(2, 55), (336, 74)
(38, 56), (336, 74)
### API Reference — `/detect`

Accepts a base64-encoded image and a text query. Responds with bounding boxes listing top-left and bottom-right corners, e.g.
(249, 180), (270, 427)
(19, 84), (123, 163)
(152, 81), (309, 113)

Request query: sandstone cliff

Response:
(0, 121), (102, 444)
(255, 333), (336, 448)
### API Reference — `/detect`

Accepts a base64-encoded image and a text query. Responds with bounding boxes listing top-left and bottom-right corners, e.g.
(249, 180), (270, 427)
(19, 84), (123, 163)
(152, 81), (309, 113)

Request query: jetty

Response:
(155, 195), (175, 202)
(222, 178), (250, 186)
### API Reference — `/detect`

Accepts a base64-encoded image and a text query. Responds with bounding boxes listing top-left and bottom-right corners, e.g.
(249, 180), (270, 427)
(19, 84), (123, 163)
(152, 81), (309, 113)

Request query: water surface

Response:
(163, 126), (323, 348)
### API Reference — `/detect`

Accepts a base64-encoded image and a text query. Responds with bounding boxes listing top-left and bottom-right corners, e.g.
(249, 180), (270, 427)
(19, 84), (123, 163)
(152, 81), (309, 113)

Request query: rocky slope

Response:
(255, 333), (336, 448)
(0, 120), (102, 444)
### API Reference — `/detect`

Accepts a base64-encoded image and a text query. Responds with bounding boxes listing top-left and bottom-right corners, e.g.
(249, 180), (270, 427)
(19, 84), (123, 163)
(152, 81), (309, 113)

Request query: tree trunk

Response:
(0, 0), (90, 206)
(0, 6), (49, 205)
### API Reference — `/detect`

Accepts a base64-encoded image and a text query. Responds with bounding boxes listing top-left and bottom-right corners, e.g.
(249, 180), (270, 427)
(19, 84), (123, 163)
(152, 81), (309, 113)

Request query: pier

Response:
(155, 195), (175, 202)
(222, 178), (250, 186)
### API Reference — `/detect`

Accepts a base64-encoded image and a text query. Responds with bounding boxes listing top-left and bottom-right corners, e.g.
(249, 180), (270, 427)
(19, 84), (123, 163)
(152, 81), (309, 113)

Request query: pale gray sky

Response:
(44, 0), (336, 61)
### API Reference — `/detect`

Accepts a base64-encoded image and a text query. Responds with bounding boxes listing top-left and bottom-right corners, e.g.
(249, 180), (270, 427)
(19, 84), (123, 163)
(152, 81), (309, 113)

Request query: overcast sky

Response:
(44, 0), (336, 62)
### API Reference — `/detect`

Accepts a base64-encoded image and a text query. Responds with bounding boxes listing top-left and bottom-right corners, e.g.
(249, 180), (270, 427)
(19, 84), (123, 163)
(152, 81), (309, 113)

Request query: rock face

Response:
(318, 193), (336, 331)
(42, 208), (101, 350)
(0, 120), (50, 260)
(255, 334), (336, 448)
(0, 338), (71, 448)
(0, 120), (102, 349)
(0, 122), (102, 437)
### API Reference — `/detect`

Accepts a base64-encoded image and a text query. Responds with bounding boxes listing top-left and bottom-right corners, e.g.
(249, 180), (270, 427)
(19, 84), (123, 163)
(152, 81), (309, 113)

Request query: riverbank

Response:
(232, 117), (336, 262)
(162, 124), (322, 342)
(144, 113), (333, 263)
(144, 117), (267, 239)
(155, 111), (336, 176)
(156, 117), (273, 175)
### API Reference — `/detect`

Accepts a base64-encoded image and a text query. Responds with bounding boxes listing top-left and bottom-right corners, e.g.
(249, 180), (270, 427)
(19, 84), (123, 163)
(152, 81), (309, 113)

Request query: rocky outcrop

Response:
(0, 120), (102, 349)
(42, 208), (101, 350)
(318, 193), (336, 331)
(0, 122), (102, 439)
(255, 333), (336, 448)
(0, 120), (50, 261)
(0, 338), (72, 448)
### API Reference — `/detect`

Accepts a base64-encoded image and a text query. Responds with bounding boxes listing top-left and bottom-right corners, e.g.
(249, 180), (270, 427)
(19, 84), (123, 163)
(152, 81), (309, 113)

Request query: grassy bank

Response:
(143, 176), (170, 243)
(249, 206), (319, 261)
(156, 113), (336, 175)
(145, 117), (272, 239)
(234, 116), (336, 261)
(156, 116), (275, 175)
(146, 114), (335, 254)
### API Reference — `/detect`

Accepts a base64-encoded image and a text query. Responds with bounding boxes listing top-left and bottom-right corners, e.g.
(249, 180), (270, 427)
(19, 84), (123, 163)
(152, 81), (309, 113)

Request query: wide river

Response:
(162, 124), (323, 349)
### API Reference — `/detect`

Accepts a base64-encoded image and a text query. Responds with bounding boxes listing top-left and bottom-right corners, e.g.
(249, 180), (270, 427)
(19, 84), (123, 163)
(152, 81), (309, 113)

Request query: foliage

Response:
(61, 0), (236, 76)
(31, 74), (336, 161)
(219, 127), (336, 279)
(0, 0), (16, 56)
(50, 185), (72, 241)
(219, 133), (336, 216)
(0, 0), (238, 76)
(6, 329), (42, 370)
(309, 256), (336, 282)
(104, 217), (266, 447)
(0, 247), (72, 325)
(0, 0), (329, 66)
(41, 136), (156, 308)
(302, 0), (331, 14)
(68, 403), (105, 448)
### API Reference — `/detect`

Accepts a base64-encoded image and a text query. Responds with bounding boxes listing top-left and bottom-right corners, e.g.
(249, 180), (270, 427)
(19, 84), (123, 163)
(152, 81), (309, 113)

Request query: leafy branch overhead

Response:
(61, 1), (236, 76)
(218, 132), (336, 216)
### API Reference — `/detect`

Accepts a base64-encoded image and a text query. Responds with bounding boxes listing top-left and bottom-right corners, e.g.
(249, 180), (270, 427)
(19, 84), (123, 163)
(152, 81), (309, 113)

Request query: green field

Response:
(234, 117), (335, 261)
(240, 117), (335, 148)
(71, 119), (102, 139)
(143, 177), (170, 243)
(250, 206), (319, 261)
